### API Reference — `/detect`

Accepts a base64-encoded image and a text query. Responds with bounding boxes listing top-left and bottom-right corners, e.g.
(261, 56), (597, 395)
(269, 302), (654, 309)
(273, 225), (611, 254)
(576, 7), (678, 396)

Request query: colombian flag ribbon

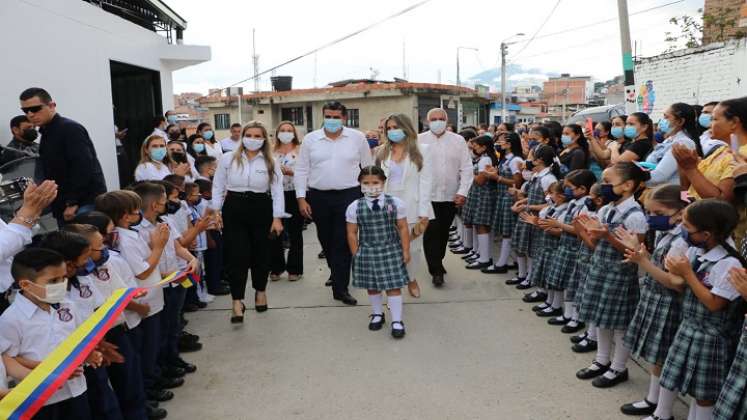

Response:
(0, 270), (191, 420)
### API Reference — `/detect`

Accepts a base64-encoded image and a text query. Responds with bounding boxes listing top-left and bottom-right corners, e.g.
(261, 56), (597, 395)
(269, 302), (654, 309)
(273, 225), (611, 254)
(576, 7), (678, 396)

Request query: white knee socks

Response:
(587, 324), (598, 341)
(552, 290), (563, 309)
(516, 255), (527, 278)
(646, 374), (661, 404)
(609, 329), (630, 373)
(388, 295), (403, 329)
(694, 404), (713, 420)
(687, 401), (697, 420)
(477, 233), (491, 263)
(463, 228), (474, 249)
(653, 387), (676, 419)
(497, 238), (512, 266)
(369, 293), (383, 315)
(595, 328), (612, 365)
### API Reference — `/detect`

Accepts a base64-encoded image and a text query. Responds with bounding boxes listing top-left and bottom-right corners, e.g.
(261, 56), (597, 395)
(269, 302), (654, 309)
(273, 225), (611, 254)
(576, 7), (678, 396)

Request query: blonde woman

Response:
(375, 113), (434, 297)
(270, 121), (304, 282)
(211, 121), (285, 323)
(134, 134), (172, 181)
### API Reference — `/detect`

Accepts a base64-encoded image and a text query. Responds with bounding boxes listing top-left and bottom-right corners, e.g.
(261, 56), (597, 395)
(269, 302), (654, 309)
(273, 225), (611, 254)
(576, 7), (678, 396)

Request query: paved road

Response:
(167, 228), (689, 420)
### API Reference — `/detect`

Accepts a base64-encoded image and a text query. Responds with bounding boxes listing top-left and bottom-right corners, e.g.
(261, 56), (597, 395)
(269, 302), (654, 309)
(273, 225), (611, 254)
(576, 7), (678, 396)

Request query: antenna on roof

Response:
(252, 28), (260, 93)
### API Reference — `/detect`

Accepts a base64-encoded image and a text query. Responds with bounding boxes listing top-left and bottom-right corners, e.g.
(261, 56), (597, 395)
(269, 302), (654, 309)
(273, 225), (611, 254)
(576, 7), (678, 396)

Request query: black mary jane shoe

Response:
(391, 321), (406, 339)
(255, 292), (268, 313)
(515, 282), (533, 290)
(576, 360), (610, 380)
(368, 313), (385, 331)
(505, 276), (524, 286)
(620, 399), (658, 416)
(547, 316), (570, 326)
(466, 260), (492, 270)
(536, 307), (563, 318)
(570, 332), (588, 344)
(482, 264), (508, 274)
(572, 339), (598, 353)
(592, 368), (629, 388)
(521, 291), (547, 302)
(230, 303), (246, 324)
(561, 321), (586, 334)
(532, 302), (550, 312)
(451, 247), (472, 255)
(461, 251), (478, 260)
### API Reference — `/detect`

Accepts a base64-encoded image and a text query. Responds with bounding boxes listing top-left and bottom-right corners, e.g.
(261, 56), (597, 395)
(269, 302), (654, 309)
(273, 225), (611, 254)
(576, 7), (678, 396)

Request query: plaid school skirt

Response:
(577, 240), (640, 330)
(713, 320), (747, 420)
(623, 278), (683, 365)
(568, 244), (593, 304)
(545, 234), (581, 291)
(493, 193), (517, 237)
(528, 232), (558, 289)
(463, 182), (497, 227)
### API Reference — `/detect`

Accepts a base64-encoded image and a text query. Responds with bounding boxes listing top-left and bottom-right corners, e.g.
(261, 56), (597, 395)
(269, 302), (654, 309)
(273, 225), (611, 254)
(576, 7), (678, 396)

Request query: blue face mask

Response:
(366, 137), (378, 149)
(528, 140), (539, 149)
(563, 187), (575, 201)
(610, 126), (624, 139)
(698, 113), (712, 128)
(658, 119), (671, 134)
(387, 129), (406, 143)
(202, 130), (214, 140)
(324, 118), (343, 133)
(600, 183), (621, 204)
(681, 229), (706, 248)
(647, 215), (676, 231)
(193, 143), (205, 153)
(76, 258), (96, 277)
(654, 131), (665, 143)
(95, 248), (110, 267)
(561, 135), (573, 146)
(585, 197), (597, 212)
(623, 125), (638, 139)
(166, 115), (177, 124)
(150, 147), (167, 161)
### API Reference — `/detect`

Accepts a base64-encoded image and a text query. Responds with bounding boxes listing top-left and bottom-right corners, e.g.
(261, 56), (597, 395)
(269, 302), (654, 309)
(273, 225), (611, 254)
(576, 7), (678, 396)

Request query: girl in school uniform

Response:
(462, 135), (499, 270)
(510, 145), (560, 301)
(574, 162), (650, 389)
(375, 113), (433, 298)
(542, 169), (597, 330)
(713, 267), (747, 420)
(645, 199), (744, 420)
(569, 183), (605, 353)
(613, 184), (689, 417)
(520, 182), (569, 317)
(483, 132), (524, 274)
(346, 166), (410, 338)
(450, 129), (480, 257)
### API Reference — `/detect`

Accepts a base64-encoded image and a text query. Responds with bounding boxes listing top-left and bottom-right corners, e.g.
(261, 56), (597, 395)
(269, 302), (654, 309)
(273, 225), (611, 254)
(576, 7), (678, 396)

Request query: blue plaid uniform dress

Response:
(578, 205), (642, 330)
(623, 230), (684, 366)
(546, 200), (585, 291)
(493, 156), (519, 237)
(351, 196), (409, 291)
(528, 205), (564, 289)
(511, 172), (552, 256)
(659, 257), (743, 401)
(463, 158), (497, 226)
(713, 319), (747, 420)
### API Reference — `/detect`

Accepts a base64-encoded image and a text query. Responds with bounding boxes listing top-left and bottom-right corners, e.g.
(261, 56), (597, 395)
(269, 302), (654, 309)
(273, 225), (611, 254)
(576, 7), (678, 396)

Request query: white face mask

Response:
(28, 279), (68, 304)
(242, 137), (265, 151)
(361, 184), (383, 198)
(277, 132), (295, 144)
(429, 120), (447, 135)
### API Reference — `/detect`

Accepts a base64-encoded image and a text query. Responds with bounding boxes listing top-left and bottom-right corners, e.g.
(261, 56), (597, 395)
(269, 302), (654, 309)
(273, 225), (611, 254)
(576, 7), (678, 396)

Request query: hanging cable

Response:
(510, 0), (563, 60)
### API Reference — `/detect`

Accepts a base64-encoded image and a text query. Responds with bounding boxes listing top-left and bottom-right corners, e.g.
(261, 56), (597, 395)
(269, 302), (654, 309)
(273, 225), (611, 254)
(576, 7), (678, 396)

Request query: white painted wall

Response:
(634, 39), (747, 121)
(0, 0), (209, 188)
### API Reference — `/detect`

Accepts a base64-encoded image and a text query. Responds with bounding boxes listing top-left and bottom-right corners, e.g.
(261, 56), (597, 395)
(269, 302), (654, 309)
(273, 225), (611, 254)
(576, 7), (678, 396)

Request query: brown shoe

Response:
(407, 280), (421, 298)
(269, 273), (282, 282)
(288, 274), (301, 282)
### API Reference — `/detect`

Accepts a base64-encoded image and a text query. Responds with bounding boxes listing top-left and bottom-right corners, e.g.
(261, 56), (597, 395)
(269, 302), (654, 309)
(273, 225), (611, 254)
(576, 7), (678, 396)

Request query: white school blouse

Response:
(345, 194), (407, 223)
(116, 227), (164, 316)
(135, 162), (171, 181)
(211, 151), (285, 217)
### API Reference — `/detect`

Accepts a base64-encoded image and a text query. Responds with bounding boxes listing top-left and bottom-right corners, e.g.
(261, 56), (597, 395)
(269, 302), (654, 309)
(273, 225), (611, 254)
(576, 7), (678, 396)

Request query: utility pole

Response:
(500, 42), (507, 124)
(617, 0), (636, 114)
(456, 46), (478, 89)
(402, 40), (407, 80)
(252, 28), (260, 93)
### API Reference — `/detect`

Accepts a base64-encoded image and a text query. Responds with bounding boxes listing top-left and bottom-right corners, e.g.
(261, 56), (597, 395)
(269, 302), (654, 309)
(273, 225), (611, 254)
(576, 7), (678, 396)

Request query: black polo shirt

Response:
(38, 113), (107, 217)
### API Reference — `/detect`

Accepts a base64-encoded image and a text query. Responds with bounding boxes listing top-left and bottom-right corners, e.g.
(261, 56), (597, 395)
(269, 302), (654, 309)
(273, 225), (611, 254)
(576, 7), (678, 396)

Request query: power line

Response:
(511, 0), (563, 60)
(224, 0), (432, 89)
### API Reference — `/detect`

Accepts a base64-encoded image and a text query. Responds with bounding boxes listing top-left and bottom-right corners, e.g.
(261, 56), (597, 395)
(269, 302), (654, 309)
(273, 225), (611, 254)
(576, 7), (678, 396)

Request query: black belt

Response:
(308, 186), (360, 195)
(227, 190), (270, 198)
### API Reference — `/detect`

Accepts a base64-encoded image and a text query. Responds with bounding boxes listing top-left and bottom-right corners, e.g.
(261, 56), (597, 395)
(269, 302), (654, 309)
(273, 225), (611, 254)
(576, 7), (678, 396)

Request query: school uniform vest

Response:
(493, 157), (519, 236)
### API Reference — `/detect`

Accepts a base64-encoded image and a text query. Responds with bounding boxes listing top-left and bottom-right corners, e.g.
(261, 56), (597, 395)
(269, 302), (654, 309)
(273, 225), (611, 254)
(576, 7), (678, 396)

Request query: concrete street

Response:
(167, 228), (689, 420)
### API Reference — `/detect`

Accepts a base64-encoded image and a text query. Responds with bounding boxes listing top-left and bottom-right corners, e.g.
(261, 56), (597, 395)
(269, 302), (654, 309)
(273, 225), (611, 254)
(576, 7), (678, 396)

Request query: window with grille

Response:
(346, 109), (360, 128)
(281, 107), (304, 125)
(214, 113), (231, 130)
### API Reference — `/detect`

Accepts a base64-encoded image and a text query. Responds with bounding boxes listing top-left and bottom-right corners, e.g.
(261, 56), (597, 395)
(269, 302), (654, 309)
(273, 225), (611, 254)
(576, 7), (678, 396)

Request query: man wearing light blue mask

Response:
(294, 101), (373, 306)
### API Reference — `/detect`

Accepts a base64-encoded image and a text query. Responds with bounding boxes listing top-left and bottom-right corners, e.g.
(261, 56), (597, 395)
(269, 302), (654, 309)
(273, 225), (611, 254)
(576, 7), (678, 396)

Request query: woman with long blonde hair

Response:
(374, 113), (433, 297)
(134, 134), (172, 181)
(211, 120), (285, 323)
(269, 121), (304, 282)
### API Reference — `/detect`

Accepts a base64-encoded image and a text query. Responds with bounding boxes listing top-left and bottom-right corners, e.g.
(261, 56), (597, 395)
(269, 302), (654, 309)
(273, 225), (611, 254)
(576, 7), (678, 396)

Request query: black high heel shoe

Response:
(230, 303), (246, 324)
(255, 291), (268, 313)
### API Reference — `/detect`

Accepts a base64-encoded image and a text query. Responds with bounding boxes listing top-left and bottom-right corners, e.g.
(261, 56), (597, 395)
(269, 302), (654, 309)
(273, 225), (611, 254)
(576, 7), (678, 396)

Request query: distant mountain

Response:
(466, 64), (559, 91)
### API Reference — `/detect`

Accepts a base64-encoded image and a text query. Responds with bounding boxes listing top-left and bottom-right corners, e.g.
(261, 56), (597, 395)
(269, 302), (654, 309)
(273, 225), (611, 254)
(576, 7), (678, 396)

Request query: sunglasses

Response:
(20, 105), (45, 114)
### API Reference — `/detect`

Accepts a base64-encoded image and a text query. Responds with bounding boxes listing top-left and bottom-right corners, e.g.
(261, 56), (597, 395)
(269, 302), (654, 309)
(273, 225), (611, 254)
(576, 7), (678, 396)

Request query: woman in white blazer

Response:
(374, 113), (434, 298)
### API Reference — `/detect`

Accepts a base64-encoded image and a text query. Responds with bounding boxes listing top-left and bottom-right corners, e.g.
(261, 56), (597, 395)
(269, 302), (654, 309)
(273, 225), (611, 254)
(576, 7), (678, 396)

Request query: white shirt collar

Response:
(363, 193), (385, 202)
(15, 292), (43, 319)
(611, 195), (638, 213)
(697, 239), (735, 262)
(116, 226), (139, 239)
(533, 167), (551, 179)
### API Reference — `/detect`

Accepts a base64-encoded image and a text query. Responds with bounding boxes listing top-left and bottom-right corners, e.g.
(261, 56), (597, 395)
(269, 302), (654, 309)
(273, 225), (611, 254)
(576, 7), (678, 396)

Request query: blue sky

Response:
(170, 0), (705, 94)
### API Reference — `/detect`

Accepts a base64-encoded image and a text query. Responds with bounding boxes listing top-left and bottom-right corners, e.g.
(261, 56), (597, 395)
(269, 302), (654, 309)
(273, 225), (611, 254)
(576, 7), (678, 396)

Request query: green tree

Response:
(664, 10), (703, 52)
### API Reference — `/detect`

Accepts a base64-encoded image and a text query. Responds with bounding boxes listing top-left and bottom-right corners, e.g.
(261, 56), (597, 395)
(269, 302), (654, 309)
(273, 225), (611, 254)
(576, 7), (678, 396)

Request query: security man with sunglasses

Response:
(19, 87), (106, 224)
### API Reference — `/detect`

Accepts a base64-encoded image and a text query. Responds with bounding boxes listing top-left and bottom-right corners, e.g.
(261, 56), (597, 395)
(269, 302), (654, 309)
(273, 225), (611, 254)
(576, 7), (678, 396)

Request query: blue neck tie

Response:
(372, 199), (381, 211)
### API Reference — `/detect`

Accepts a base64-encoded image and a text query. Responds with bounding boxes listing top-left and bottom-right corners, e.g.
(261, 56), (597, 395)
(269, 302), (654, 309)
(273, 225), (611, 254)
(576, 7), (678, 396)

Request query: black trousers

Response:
(270, 190), (304, 275)
(222, 191), (273, 299)
(306, 187), (361, 296)
(423, 201), (458, 276)
(204, 230), (224, 294)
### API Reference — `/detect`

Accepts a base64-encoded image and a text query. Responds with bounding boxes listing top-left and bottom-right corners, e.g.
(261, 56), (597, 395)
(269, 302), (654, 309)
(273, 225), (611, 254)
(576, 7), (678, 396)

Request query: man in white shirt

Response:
(295, 101), (373, 305)
(417, 108), (473, 287)
(220, 123), (242, 153)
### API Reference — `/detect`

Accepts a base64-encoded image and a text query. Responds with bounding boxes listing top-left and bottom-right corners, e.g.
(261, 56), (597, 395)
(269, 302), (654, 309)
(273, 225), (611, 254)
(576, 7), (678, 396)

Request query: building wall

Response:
(0, 0), (209, 188)
(634, 39), (747, 120)
(542, 79), (589, 106)
(703, 0), (747, 44)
